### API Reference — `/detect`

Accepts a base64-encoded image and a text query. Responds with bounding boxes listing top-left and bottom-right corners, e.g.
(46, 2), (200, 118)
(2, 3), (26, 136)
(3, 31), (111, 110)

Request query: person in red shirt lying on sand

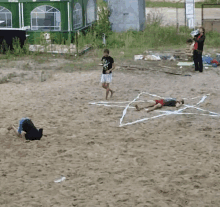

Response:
(135, 98), (184, 112)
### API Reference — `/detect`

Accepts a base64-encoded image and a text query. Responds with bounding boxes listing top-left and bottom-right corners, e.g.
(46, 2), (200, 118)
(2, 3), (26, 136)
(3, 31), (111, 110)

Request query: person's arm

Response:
(185, 46), (190, 53)
(106, 58), (115, 73)
(11, 125), (23, 138)
(190, 43), (195, 53)
(108, 63), (115, 72)
(185, 47), (192, 55)
(147, 104), (162, 113)
(176, 102), (183, 108)
(194, 35), (205, 43)
(100, 57), (103, 65)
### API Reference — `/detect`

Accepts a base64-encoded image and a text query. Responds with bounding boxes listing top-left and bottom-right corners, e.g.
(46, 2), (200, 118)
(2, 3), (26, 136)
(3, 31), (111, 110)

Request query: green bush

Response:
(205, 30), (220, 47)
(90, 1), (112, 39)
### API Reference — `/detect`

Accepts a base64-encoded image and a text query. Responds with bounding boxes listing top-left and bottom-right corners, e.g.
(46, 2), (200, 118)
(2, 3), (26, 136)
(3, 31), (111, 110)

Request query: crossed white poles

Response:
(89, 92), (220, 127)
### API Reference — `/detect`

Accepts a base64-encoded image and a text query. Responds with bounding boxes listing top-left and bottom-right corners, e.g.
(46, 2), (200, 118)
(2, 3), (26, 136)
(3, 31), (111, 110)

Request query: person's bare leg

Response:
(105, 83), (114, 98)
(110, 89), (114, 98)
(135, 104), (153, 111)
(135, 104), (142, 111)
(9, 125), (22, 138)
(147, 103), (162, 113)
(135, 100), (156, 111)
(102, 83), (107, 89)
(106, 87), (110, 100)
(102, 83), (108, 100)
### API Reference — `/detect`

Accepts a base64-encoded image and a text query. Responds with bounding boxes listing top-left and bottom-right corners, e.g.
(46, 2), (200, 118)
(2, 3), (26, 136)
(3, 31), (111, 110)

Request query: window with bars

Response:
(73, 3), (82, 29)
(0, 6), (12, 28)
(87, 0), (95, 24)
(31, 5), (61, 31)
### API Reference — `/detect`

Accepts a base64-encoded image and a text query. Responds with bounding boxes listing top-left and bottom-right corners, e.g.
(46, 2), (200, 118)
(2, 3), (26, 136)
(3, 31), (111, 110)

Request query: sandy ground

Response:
(1, 49), (220, 207)
(146, 7), (220, 27)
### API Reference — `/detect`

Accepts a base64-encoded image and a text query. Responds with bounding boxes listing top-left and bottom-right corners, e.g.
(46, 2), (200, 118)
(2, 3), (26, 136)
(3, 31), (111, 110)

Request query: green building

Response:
(0, 0), (97, 43)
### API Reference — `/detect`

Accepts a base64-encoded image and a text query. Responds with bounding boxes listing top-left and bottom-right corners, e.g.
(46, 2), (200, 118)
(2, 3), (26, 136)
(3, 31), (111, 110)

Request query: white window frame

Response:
(73, 3), (83, 29)
(0, 6), (12, 28)
(86, 0), (95, 24)
(30, 5), (61, 31)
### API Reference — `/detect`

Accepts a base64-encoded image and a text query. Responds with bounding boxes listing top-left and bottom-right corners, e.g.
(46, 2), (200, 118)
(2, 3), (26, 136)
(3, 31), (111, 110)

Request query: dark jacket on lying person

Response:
(8, 118), (44, 140)
(22, 119), (43, 140)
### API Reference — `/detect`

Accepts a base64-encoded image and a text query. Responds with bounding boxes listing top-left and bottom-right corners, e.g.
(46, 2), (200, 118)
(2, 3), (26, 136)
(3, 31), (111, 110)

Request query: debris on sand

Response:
(54, 176), (66, 183)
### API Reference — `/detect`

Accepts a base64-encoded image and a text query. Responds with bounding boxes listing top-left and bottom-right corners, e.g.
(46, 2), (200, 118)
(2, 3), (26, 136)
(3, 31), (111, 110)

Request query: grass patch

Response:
(204, 30), (220, 48)
(0, 72), (18, 84)
(62, 60), (98, 72)
(22, 62), (34, 71)
(33, 55), (50, 64)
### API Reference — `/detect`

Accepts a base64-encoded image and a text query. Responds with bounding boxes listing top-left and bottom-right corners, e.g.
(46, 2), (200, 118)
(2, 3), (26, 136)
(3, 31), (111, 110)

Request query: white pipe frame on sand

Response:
(89, 92), (220, 127)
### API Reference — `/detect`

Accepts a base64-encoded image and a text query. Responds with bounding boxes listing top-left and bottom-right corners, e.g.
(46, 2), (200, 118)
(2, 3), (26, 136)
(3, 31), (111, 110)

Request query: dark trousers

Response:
(193, 50), (203, 72)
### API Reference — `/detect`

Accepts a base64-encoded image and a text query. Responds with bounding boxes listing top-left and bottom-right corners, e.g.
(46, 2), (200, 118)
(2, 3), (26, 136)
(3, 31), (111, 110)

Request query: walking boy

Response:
(7, 117), (44, 140)
(101, 49), (116, 100)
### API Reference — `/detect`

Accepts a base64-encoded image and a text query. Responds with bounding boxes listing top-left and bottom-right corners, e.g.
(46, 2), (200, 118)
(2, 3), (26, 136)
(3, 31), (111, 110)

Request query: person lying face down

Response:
(7, 117), (44, 140)
(135, 98), (184, 113)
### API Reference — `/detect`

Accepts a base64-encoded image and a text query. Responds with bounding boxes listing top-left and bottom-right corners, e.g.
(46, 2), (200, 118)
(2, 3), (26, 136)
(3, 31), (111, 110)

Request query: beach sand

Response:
(0, 52), (220, 207)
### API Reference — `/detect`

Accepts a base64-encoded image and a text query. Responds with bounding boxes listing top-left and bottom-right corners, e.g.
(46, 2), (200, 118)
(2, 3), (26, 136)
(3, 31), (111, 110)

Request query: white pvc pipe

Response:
(18, 3), (21, 28)
(68, 2), (70, 32)
(22, 3), (24, 28)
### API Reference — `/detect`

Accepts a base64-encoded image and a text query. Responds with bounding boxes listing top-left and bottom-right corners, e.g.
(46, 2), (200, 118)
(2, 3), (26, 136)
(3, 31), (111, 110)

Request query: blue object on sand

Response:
(212, 63), (218, 67)
(202, 56), (213, 64)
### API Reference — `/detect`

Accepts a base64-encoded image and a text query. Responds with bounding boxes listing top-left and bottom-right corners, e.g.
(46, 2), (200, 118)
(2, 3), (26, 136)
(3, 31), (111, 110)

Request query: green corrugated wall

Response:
(0, 0), (97, 44)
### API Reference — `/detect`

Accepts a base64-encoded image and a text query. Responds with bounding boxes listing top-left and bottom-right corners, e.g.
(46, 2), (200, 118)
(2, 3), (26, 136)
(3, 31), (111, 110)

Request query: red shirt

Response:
(194, 35), (202, 50)
(155, 99), (164, 106)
